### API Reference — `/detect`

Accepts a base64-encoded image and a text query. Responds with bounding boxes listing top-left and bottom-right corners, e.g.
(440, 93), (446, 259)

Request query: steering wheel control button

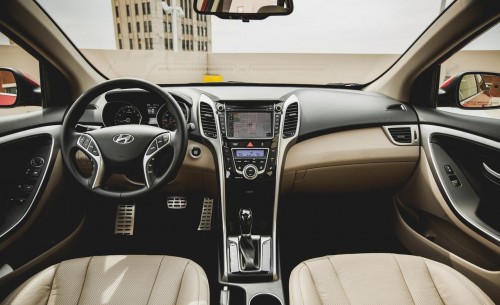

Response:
(190, 147), (202, 158)
(30, 157), (45, 168)
(243, 164), (258, 180)
(157, 137), (165, 148)
(82, 137), (91, 149)
(146, 140), (158, 155)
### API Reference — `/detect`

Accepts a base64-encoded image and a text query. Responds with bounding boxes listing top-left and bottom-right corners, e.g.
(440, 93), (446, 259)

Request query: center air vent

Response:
(199, 102), (217, 139)
(283, 102), (299, 138)
(387, 126), (412, 144)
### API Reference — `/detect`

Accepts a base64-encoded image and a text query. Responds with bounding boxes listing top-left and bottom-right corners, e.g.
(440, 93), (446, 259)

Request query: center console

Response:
(199, 94), (300, 305)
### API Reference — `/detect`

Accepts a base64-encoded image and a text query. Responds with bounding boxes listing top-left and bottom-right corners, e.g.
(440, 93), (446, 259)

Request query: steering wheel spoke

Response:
(77, 134), (105, 189)
(143, 131), (173, 188)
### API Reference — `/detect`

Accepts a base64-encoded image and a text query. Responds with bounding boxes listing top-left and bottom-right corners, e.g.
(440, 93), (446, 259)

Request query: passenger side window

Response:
(0, 31), (42, 116)
(438, 22), (500, 115)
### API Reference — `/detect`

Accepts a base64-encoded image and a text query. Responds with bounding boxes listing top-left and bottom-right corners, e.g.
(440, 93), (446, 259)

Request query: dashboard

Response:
(72, 85), (421, 195)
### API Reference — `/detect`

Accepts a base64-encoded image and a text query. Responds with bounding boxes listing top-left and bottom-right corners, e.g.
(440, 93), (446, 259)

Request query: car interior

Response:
(0, 0), (499, 304)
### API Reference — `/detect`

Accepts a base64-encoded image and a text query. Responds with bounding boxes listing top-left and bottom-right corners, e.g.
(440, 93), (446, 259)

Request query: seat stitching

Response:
(145, 256), (165, 305)
(173, 260), (190, 305)
(296, 264), (308, 305)
(427, 260), (488, 305)
(422, 260), (445, 305)
(393, 254), (416, 305)
(327, 257), (353, 305)
(303, 263), (325, 305)
(188, 261), (201, 305)
(76, 257), (93, 305)
(45, 262), (61, 305)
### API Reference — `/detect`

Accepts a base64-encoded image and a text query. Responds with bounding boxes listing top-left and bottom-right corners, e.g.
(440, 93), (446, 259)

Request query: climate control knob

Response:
(242, 164), (258, 180)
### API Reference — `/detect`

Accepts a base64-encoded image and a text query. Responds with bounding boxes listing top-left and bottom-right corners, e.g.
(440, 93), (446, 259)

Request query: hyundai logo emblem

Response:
(113, 134), (134, 144)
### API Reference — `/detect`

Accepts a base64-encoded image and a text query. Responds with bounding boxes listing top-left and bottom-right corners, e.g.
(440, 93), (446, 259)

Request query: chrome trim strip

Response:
(483, 162), (500, 180)
(0, 125), (59, 240)
(420, 124), (500, 243)
(272, 95), (300, 278)
(197, 94), (229, 277)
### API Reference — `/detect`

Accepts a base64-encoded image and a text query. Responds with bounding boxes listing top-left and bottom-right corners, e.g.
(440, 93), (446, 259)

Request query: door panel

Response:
(395, 107), (500, 302)
(0, 126), (61, 246)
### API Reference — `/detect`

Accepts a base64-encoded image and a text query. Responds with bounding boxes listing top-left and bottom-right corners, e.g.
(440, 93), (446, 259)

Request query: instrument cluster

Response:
(102, 98), (189, 131)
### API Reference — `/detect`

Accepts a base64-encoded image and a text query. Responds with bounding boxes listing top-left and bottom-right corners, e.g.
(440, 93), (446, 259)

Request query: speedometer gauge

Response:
(114, 105), (142, 125)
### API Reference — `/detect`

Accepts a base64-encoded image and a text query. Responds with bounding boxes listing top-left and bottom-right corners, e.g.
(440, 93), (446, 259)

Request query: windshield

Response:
(35, 0), (455, 85)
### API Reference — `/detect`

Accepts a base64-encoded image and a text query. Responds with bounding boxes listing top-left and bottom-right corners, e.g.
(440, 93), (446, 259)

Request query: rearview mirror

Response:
(438, 72), (500, 109)
(194, 0), (293, 21)
(0, 67), (40, 108)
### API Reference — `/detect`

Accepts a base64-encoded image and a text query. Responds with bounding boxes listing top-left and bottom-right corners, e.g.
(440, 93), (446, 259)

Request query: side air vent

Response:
(199, 102), (217, 139)
(283, 102), (299, 138)
(387, 127), (412, 144)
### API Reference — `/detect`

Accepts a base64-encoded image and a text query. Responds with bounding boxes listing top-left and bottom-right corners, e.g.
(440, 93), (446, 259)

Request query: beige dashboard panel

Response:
(282, 128), (419, 193)
(291, 162), (416, 193)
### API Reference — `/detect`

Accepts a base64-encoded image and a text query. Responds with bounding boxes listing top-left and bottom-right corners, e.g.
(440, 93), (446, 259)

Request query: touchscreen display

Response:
(235, 149), (266, 158)
(229, 112), (272, 138)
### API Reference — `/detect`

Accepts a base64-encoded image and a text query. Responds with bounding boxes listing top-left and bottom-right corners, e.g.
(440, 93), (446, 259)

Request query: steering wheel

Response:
(61, 78), (188, 200)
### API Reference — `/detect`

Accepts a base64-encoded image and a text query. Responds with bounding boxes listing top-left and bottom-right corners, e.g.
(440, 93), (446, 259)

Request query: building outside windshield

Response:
(4, 0), (497, 86)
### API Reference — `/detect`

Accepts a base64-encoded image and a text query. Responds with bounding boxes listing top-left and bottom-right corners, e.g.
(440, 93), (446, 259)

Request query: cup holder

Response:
(250, 294), (282, 305)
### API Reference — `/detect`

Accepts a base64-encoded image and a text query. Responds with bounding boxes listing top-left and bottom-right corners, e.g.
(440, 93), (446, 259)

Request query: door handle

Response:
(482, 162), (500, 180)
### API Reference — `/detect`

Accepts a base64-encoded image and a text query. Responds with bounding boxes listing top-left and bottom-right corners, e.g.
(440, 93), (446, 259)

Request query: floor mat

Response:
(278, 191), (409, 302)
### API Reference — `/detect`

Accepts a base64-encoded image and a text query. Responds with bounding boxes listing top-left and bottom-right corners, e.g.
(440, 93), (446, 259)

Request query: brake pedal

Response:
(114, 204), (135, 235)
(198, 197), (214, 231)
(167, 196), (188, 209)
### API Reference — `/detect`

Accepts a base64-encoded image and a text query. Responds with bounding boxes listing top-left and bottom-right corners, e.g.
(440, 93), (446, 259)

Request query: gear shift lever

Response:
(239, 208), (253, 236)
(238, 208), (257, 270)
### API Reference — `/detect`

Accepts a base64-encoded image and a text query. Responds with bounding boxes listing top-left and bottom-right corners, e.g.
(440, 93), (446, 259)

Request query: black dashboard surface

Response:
(0, 86), (419, 140)
(89, 86), (418, 141)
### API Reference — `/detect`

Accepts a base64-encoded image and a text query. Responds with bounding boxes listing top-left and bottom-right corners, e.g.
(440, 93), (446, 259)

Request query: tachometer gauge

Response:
(158, 104), (188, 131)
(114, 105), (142, 125)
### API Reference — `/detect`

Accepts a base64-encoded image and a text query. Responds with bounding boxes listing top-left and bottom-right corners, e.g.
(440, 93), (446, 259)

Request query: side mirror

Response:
(0, 67), (40, 108)
(438, 72), (500, 109)
(193, 0), (293, 21)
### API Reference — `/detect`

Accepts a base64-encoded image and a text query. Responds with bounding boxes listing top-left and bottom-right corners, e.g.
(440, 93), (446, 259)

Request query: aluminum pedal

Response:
(167, 196), (188, 209)
(197, 197), (214, 231)
(114, 204), (135, 235)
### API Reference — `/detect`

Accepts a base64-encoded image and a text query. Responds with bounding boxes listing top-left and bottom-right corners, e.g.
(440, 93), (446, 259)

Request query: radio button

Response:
(242, 164), (258, 180)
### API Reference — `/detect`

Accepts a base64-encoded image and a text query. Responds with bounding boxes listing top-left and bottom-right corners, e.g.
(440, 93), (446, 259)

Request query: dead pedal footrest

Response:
(197, 197), (214, 231)
(114, 204), (135, 235)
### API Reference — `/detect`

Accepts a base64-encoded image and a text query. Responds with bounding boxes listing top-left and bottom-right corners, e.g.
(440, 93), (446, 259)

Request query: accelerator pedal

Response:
(197, 197), (214, 231)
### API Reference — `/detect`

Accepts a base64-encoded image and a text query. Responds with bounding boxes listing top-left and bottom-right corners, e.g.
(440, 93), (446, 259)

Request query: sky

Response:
(1, 0), (498, 53)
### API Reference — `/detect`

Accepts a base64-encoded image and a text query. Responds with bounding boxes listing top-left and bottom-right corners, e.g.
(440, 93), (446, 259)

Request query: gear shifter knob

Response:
(239, 208), (253, 236)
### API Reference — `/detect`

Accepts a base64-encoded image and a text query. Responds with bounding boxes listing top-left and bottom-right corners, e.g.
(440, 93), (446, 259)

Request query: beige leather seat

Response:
(290, 253), (493, 305)
(1, 255), (209, 305)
